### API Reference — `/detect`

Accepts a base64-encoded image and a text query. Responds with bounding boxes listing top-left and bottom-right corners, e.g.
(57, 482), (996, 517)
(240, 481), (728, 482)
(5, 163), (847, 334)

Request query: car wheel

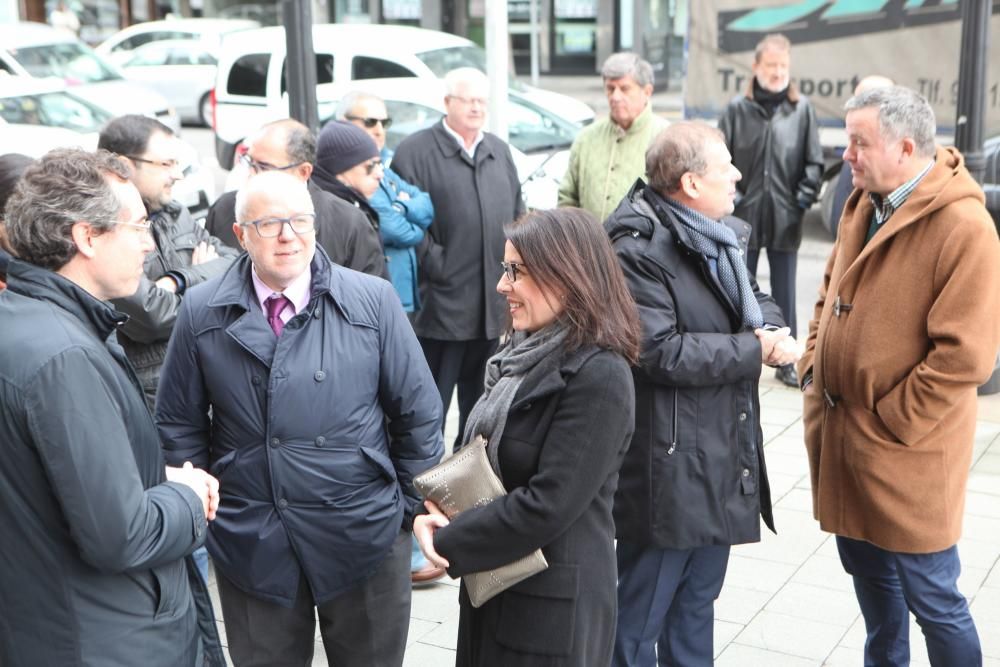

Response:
(199, 92), (212, 128)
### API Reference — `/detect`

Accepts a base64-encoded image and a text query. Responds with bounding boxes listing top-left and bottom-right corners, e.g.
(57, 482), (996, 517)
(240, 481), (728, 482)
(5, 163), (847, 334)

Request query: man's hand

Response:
(191, 241), (218, 266)
(413, 500), (450, 569)
(754, 327), (803, 367)
(166, 461), (220, 521)
(154, 276), (178, 293)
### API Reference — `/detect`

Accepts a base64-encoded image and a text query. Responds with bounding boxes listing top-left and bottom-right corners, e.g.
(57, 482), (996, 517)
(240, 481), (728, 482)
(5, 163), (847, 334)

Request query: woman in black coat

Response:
(415, 208), (641, 667)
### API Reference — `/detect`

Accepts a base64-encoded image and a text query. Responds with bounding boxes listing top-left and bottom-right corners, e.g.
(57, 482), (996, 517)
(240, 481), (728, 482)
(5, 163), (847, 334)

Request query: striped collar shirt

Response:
(868, 158), (935, 230)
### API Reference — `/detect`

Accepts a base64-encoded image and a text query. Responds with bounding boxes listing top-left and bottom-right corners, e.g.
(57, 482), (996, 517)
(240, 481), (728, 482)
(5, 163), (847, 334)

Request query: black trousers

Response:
(418, 336), (498, 450)
(216, 531), (411, 667)
(746, 247), (798, 339)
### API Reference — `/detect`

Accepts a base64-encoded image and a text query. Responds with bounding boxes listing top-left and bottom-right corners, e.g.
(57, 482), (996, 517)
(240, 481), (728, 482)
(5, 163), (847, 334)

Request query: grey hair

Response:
(754, 34), (791, 62)
(844, 85), (936, 157)
(646, 121), (725, 195)
(444, 67), (489, 96)
(601, 52), (654, 88)
(6, 148), (130, 271)
(235, 170), (313, 224)
(256, 118), (316, 165)
(335, 90), (384, 121)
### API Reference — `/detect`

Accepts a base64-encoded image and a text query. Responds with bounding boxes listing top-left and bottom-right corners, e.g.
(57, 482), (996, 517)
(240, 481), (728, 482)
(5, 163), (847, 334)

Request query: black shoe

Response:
(775, 364), (799, 388)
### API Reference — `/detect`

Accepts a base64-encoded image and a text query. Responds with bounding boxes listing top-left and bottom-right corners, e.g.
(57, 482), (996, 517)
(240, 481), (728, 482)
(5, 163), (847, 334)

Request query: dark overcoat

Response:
(155, 249), (443, 606)
(606, 182), (783, 550)
(391, 121), (525, 341)
(0, 260), (224, 666)
(434, 345), (635, 667)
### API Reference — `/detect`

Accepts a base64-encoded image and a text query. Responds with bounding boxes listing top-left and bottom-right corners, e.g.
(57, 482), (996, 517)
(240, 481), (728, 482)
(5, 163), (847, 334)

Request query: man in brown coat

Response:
(799, 85), (1000, 666)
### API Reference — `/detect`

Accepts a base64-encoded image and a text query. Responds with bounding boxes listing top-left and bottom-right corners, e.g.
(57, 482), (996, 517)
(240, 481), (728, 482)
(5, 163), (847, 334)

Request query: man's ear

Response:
(71, 221), (98, 259)
(679, 172), (699, 200)
(115, 154), (136, 178)
(899, 137), (917, 162)
(232, 222), (246, 249)
(643, 84), (654, 99)
(298, 162), (314, 182)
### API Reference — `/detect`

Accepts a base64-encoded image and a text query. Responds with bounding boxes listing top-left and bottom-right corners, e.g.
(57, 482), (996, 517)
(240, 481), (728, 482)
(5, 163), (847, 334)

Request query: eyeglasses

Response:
(448, 95), (488, 108)
(241, 213), (316, 238)
(126, 155), (181, 171)
(346, 115), (393, 129)
(240, 153), (304, 174)
(117, 219), (153, 234)
(364, 159), (383, 176)
(500, 261), (527, 283)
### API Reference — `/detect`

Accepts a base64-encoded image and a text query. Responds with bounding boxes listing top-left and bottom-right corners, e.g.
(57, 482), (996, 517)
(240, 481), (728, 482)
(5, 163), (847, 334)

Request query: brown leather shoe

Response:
(411, 562), (446, 586)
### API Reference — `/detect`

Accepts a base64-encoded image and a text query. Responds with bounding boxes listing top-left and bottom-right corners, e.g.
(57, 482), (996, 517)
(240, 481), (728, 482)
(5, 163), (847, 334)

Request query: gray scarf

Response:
(462, 321), (570, 481)
(663, 196), (764, 329)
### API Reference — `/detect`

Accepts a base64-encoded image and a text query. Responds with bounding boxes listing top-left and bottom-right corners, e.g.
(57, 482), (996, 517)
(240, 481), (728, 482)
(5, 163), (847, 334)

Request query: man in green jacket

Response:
(558, 52), (669, 222)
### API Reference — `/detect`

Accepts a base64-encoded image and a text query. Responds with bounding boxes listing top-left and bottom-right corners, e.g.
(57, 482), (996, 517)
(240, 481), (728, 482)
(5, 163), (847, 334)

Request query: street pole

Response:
(282, 0), (319, 134)
(529, 0), (540, 87)
(485, 0), (509, 140)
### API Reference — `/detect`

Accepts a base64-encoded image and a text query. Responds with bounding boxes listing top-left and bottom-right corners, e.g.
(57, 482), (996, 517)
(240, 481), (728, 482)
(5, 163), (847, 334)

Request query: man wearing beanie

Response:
(312, 121), (384, 235)
(391, 67), (525, 450)
(205, 119), (386, 278)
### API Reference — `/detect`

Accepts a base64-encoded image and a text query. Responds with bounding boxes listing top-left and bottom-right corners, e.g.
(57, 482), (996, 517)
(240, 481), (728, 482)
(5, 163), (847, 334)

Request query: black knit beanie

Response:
(314, 121), (378, 180)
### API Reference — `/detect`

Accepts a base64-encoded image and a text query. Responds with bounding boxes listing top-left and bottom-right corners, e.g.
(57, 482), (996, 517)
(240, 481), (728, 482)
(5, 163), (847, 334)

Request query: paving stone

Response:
(714, 620), (744, 659)
(717, 642), (818, 666)
(715, 584), (774, 625)
(406, 618), (440, 646)
(765, 581), (861, 627)
(735, 509), (828, 566)
(768, 471), (806, 501)
(418, 615), (460, 650)
(402, 641), (457, 667)
(791, 555), (853, 593)
(725, 555), (798, 595)
(965, 491), (1000, 519)
(410, 584), (462, 623)
(735, 610), (846, 661)
(823, 645), (865, 665)
(774, 487), (814, 514)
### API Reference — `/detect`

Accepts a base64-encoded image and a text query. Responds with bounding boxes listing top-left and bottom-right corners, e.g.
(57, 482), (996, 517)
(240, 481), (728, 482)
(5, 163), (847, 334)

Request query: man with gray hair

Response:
(799, 85), (1000, 666)
(0, 148), (224, 666)
(606, 122), (798, 666)
(559, 52), (669, 221)
(156, 170), (442, 666)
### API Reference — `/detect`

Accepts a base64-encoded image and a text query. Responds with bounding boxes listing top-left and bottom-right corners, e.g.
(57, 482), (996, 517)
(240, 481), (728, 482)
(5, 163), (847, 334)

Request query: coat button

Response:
(742, 468), (750, 477)
(315, 436), (326, 447)
(314, 370), (326, 382)
(252, 375), (261, 385)
(270, 437), (280, 448)
(277, 498), (288, 509)
(738, 412), (747, 421)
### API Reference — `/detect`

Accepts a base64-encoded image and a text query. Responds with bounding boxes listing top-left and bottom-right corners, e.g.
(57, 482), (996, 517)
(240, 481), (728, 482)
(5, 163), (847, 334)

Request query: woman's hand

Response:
(413, 500), (451, 569)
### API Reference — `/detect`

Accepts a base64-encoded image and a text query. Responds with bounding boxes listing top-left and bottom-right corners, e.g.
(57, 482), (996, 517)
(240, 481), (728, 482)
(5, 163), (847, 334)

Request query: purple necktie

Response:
(265, 294), (290, 336)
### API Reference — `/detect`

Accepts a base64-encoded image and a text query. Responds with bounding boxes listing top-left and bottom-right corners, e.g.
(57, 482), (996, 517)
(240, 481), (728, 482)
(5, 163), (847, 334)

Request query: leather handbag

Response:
(413, 435), (548, 608)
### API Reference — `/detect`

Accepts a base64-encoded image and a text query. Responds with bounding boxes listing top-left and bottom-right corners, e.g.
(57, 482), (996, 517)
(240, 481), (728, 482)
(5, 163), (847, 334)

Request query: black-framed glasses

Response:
(241, 213), (316, 238)
(346, 115), (393, 129)
(240, 153), (304, 174)
(126, 155), (181, 171)
(364, 158), (383, 176)
(500, 261), (527, 282)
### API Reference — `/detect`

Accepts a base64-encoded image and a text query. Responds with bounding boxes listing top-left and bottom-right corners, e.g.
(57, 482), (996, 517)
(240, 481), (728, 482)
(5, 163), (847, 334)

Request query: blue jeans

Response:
(613, 541), (731, 667)
(837, 536), (981, 667)
(192, 545), (209, 582)
(411, 534), (428, 572)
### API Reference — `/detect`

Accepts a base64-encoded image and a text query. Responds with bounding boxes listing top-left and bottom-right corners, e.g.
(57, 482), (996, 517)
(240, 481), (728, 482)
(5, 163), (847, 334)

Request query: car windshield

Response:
(0, 91), (112, 133)
(11, 42), (121, 84)
(415, 45), (487, 78)
(508, 96), (578, 153)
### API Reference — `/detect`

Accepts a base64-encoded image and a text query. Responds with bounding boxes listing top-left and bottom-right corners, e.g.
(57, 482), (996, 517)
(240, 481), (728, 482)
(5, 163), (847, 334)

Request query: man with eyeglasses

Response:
(98, 114), (239, 411)
(392, 67), (525, 451)
(205, 119), (386, 279)
(0, 148), (225, 666)
(156, 170), (443, 667)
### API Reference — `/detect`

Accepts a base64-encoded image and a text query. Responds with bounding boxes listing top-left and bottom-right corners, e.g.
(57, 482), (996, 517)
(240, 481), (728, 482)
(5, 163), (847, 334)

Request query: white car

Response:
(120, 39), (218, 126)
(96, 18), (258, 67)
(0, 21), (181, 135)
(211, 23), (592, 168)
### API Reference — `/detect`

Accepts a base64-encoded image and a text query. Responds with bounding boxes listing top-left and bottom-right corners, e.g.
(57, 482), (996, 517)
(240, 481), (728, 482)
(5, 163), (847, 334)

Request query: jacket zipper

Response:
(667, 389), (678, 455)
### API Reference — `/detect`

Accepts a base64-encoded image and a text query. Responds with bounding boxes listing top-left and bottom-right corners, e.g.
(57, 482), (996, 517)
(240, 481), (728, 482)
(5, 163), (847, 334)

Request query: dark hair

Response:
(6, 149), (130, 271)
(647, 121), (725, 195)
(0, 153), (34, 256)
(98, 114), (174, 157)
(259, 118), (317, 164)
(506, 208), (641, 363)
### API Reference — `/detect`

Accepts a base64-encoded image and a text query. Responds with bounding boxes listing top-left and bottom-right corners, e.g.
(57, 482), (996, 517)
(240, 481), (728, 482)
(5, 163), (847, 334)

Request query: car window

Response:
(507, 97), (578, 153)
(0, 91), (111, 133)
(126, 43), (169, 67)
(117, 31), (181, 52)
(227, 52), (270, 96)
(11, 42), (120, 83)
(383, 100), (442, 151)
(280, 54), (334, 94)
(351, 56), (415, 80)
(415, 45), (487, 77)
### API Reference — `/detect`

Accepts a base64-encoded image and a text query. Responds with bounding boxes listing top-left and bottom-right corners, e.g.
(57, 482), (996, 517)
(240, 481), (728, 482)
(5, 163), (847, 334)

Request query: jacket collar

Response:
(614, 104), (658, 136)
(6, 258), (128, 341)
(430, 121), (496, 165)
(742, 79), (801, 107)
(509, 343), (603, 410)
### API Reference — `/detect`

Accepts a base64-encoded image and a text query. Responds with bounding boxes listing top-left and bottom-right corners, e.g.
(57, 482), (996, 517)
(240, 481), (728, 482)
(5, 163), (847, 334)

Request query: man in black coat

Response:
(718, 33), (823, 387)
(606, 123), (800, 666)
(205, 118), (387, 278)
(391, 67), (525, 448)
(0, 148), (224, 666)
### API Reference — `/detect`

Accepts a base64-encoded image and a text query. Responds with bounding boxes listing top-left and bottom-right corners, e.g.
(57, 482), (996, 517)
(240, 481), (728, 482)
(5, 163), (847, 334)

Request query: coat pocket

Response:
(495, 563), (578, 657)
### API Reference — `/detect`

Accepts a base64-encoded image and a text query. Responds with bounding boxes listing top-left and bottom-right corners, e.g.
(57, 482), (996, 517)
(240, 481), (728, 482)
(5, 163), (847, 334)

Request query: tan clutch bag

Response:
(413, 435), (548, 608)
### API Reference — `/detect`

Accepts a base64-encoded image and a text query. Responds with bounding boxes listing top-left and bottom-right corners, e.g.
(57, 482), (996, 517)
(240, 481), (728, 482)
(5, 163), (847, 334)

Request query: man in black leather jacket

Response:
(98, 115), (238, 408)
(718, 33), (823, 387)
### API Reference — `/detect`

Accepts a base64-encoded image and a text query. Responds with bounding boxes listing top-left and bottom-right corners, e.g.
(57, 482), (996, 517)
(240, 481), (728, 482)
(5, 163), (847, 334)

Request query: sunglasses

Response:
(347, 115), (393, 129)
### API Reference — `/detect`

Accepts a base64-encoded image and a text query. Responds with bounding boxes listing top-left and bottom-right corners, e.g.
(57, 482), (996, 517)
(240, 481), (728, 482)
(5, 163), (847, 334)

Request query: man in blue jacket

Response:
(155, 170), (443, 667)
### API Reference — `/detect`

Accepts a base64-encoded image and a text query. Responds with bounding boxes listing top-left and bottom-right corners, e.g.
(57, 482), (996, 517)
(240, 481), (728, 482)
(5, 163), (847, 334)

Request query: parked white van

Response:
(210, 23), (593, 168)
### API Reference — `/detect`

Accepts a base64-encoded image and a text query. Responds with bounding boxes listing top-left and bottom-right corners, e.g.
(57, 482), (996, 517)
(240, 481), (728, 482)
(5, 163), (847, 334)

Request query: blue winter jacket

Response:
(370, 149), (434, 311)
(155, 248), (443, 607)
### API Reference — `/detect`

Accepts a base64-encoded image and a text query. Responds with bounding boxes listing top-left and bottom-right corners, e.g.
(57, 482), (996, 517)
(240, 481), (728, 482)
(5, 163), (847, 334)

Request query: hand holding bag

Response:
(413, 435), (548, 607)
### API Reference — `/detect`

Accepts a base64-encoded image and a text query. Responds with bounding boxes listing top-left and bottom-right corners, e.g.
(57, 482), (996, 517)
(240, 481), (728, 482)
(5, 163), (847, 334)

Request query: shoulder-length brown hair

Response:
(505, 207), (641, 363)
